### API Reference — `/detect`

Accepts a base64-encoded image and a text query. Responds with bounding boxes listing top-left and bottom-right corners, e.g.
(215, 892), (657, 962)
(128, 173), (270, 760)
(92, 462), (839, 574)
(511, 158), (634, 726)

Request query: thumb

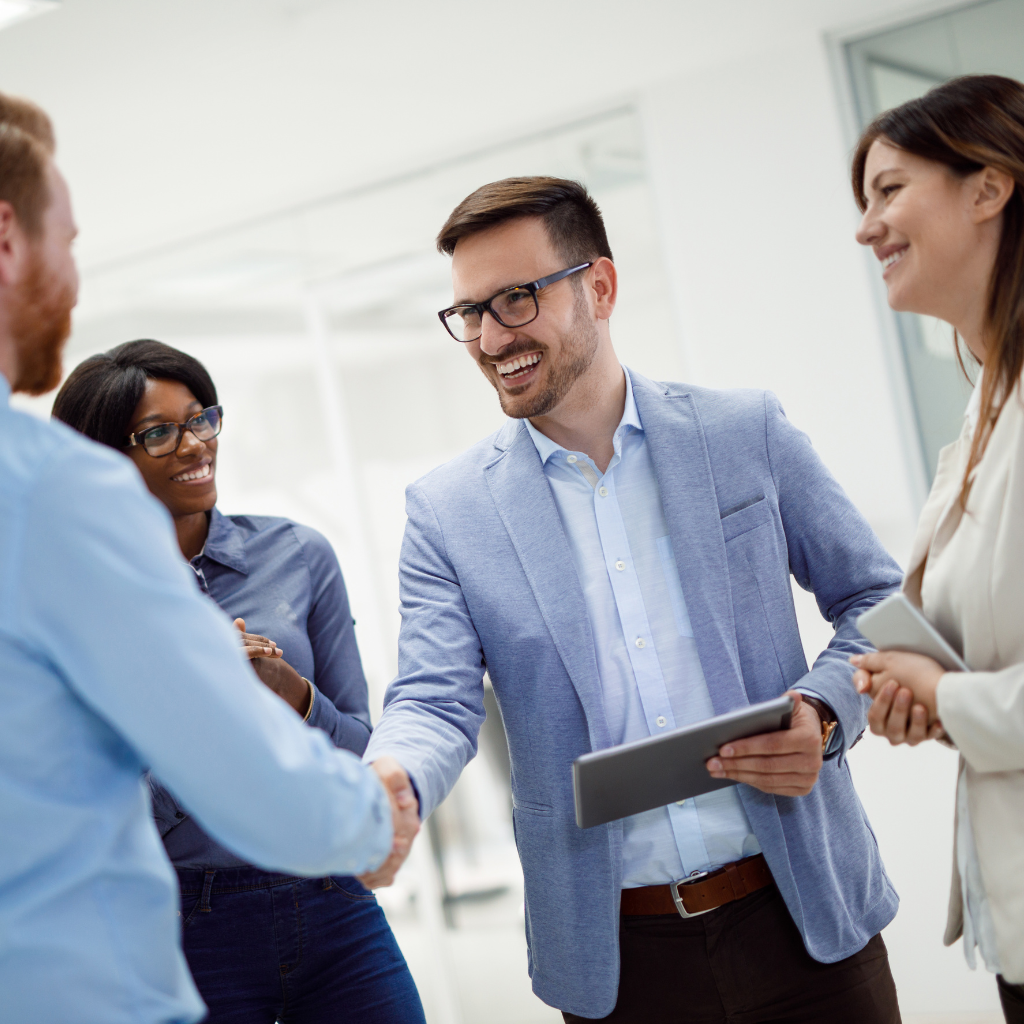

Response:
(384, 772), (416, 809)
(233, 618), (246, 634)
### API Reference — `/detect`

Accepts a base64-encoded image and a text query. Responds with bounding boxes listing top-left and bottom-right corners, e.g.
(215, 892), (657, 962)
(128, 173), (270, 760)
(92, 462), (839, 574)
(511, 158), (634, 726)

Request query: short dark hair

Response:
(436, 176), (613, 265)
(0, 92), (55, 239)
(52, 339), (218, 450)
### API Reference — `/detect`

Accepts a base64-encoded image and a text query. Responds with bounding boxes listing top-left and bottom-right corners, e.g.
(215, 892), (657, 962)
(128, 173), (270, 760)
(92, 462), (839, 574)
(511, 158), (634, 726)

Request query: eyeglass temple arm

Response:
(531, 262), (593, 291)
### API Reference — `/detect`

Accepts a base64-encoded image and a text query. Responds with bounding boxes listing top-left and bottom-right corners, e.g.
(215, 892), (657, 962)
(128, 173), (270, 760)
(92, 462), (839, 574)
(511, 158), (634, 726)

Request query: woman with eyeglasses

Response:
(52, 339), (425, 1024)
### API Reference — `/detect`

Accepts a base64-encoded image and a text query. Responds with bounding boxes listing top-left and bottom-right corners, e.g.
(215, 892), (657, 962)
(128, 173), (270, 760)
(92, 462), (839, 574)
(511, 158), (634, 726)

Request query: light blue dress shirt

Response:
(0, 376), (392, 1024)
(525, 369), (761, 886)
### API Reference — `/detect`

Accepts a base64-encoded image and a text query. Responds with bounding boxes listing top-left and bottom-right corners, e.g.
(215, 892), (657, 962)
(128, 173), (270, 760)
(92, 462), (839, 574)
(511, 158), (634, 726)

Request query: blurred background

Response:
(4, 0), (1023, 1020)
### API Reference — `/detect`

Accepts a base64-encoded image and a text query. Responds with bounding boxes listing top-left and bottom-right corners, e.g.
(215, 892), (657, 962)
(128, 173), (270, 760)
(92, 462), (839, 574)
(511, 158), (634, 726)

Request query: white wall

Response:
(0, 0), (1003, 1017)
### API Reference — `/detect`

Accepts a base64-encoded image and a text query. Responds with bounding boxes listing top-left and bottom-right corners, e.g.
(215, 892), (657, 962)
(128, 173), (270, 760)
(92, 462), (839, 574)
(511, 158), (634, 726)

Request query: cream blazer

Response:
(903, 379), (1024, 983)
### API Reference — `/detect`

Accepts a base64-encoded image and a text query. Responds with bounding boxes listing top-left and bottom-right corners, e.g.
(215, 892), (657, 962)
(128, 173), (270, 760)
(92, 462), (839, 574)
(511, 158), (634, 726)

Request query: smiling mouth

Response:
(171, 463), (211, 483)
(882, 247), (908, 275)
(494, 352), (542, 382)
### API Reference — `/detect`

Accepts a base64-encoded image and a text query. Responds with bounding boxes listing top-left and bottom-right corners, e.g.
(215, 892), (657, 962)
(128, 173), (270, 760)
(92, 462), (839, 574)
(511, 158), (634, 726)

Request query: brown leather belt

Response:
(620, 853), (773, 918)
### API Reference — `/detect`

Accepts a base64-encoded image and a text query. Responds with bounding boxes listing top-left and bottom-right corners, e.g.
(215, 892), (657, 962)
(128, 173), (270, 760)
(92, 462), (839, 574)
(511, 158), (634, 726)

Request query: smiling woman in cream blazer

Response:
(848, 74), (1024, 1023)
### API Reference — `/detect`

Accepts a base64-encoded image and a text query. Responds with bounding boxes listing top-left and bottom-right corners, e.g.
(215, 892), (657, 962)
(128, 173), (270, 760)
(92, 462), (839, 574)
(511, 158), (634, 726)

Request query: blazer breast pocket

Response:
(721, 495), (771, 542)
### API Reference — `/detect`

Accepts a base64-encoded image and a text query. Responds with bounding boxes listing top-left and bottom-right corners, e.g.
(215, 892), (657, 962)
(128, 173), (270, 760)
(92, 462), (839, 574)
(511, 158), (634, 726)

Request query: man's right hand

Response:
(358, 757), (420, 889)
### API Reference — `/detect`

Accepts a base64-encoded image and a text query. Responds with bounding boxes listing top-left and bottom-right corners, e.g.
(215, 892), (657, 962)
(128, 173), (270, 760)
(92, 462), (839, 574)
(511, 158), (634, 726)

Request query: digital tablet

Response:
(572, 695), (795, 829)
(856, 593), (968, 672)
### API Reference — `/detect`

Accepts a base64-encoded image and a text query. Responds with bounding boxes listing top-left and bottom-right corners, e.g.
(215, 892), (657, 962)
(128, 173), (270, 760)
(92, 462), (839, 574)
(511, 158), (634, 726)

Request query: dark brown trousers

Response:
(562, 885), (901, 1024)
(999, 974), (1024, 1024)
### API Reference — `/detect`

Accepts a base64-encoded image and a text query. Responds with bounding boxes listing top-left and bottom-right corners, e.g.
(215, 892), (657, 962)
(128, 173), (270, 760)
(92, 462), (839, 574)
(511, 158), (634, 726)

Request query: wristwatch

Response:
(800, 695), (838, 753)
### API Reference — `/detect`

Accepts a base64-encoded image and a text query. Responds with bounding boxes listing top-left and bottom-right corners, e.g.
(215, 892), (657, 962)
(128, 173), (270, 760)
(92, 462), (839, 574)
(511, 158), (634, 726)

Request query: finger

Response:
(709, 753), (819, 775)
(243, 646), (279, 660)
(851, 652), (890, 673)
(719, 728), (815, 759)
(237, 626), (274, 643)
(928, 721), (947, 741)
(883, 688), (913, 745)
(233, 617), (246, 634)
(905, 703), (930, 746)
(707, 769), (818, 794)
(853, 668), (872, 695)
(866, 682), (897, 734)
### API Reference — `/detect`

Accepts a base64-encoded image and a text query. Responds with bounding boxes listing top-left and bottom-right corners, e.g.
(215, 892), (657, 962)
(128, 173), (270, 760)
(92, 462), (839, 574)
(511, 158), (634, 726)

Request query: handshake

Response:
(358, 757), (420, 889)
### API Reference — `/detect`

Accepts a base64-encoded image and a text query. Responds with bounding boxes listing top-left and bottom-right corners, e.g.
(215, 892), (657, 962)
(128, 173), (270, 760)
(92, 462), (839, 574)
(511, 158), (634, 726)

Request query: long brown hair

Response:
(852, 75), (1024, 504)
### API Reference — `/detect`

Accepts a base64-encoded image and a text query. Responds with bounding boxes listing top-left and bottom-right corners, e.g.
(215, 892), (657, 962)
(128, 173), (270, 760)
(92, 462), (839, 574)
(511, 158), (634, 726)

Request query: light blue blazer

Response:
(365, 371), (902, 1018)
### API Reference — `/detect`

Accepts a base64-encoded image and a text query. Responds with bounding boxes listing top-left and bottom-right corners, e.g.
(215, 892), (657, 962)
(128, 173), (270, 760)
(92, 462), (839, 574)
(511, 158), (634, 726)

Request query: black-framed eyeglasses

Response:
(124, 405), (224, 457)
(437, 262), (593, 343)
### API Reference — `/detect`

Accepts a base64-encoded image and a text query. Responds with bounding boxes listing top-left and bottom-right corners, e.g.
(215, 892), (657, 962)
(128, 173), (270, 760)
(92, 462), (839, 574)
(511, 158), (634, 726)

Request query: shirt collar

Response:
(194, 507), (248, 575)
(0, 373), (10, 406)
(524, 366), (641, 465)
(965, 369), (983, 441)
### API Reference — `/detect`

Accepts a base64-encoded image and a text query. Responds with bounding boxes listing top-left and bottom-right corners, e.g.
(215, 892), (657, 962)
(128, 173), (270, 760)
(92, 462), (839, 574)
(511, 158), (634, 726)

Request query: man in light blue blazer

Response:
(364, 178), (903, 1022)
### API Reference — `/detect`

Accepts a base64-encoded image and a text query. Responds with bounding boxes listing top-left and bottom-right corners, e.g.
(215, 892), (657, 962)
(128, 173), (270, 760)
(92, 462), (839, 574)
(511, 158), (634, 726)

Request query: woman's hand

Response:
(850, 651), (947, 746)
(233, 618), (311, 717)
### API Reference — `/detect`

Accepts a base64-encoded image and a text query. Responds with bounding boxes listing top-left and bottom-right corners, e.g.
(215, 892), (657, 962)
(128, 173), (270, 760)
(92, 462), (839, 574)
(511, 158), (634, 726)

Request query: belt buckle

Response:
(670, 870), (712, 919)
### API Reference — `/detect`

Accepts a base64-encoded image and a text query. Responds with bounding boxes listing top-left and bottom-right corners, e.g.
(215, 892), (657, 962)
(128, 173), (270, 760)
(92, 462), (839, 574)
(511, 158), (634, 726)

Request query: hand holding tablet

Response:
(573, 694), (807, 829)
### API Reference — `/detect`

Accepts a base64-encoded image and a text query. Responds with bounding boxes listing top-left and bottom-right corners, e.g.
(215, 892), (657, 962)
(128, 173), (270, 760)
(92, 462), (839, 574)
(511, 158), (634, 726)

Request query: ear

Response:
(0, 201), (22, 287)
(972, 166), (1015, 225)
(590, 257), (618, 321)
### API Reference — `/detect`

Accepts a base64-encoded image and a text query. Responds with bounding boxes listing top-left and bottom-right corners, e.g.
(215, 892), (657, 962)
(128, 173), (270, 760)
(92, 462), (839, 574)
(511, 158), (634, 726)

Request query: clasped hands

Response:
(849, 650), (947, 746)
(233, 618), (311, 717)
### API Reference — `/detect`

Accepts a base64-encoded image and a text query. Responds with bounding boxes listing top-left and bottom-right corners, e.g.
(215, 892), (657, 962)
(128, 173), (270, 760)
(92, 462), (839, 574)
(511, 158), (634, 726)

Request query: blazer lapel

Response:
(483, 420), (612, 751)
(903, 431), (969, 604)
(631, 374), (748, 714)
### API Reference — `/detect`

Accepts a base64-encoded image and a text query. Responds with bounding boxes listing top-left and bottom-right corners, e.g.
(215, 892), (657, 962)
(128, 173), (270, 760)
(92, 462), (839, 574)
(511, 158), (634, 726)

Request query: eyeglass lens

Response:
(142, 407), (222, 456)
(445, 287), (538, 342)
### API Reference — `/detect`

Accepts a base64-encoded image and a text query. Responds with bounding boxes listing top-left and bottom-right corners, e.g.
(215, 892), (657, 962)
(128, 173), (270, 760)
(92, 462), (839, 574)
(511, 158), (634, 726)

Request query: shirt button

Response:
(676, 799), (686, 806)
(567, 454), (577, 463)
(656, 716), (667, 727)
(599, 486), (609, 497)
(615, 560), (625, 571)
(635, 637), (646, 649)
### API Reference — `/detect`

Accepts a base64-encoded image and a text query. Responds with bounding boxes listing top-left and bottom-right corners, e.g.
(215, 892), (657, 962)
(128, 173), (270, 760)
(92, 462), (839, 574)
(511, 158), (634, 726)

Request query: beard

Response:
(486, 290), (600, 419)
(10, 249), (75, 396)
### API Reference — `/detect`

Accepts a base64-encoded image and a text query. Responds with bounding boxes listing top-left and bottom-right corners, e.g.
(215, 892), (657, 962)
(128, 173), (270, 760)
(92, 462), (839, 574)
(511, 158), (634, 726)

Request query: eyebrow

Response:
(133, 403), (202, 429)
(454, 278), (525, 306)
(869, 167), (903, 191)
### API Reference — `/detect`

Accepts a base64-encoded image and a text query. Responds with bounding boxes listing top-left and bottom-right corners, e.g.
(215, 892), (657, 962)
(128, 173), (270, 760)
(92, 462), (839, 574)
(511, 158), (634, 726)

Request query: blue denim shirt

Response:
(151, 508), (372, 868)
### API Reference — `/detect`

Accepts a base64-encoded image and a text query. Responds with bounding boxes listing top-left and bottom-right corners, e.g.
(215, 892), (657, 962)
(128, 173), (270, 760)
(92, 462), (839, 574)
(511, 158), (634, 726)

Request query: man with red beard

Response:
(0, 96), (415, 1024)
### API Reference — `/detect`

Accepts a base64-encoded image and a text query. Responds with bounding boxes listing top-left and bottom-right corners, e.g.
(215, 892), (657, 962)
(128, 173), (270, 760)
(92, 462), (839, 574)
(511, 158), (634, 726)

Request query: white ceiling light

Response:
(0, 0), (58, 32)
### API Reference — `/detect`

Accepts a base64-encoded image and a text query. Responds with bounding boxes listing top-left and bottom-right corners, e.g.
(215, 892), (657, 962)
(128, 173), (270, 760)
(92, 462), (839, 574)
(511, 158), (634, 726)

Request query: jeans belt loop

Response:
(200, 869), (216, 913)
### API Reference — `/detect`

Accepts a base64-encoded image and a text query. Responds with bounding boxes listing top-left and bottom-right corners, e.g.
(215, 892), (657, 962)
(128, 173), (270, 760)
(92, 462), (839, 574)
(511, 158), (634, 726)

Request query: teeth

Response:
(883, 248), (907, 270)
(497, 352), (541, 376)
(172, 463), (211, 483)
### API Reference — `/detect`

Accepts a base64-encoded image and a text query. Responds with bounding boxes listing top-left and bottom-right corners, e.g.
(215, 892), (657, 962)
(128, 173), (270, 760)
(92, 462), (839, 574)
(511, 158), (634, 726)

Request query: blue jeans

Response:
(178, 868), (425, 1024)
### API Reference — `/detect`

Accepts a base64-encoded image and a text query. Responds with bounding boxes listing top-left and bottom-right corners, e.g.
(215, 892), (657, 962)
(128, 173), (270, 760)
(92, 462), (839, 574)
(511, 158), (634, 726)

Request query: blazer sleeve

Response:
(765, 392), (904, 757)
(362, 481), (487, 819)
(293, 525), (373, 756)
(938, 666), (1024, 772)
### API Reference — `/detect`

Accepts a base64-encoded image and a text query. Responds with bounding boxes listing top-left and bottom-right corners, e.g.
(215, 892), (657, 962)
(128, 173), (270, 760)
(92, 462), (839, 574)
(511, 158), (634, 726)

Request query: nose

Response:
(176, 427), (206, 458)
(477, 312), (517, 358)
(855, 204), (884, 248)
